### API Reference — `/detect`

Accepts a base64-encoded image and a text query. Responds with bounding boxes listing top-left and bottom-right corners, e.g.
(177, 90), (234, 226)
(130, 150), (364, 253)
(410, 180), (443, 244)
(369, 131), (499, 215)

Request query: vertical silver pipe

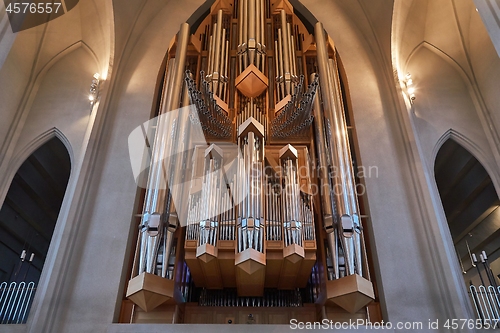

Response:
(217, 28), (226, 96)
(214, 10), (223, 94)
(145, 22), (190, 275)
(288, 26), (296, 76)
(280, 10), (290, 94)
(223, 40), (229, 99)
(274, 41), (281, 101)
(208, 34), (214, 78)
(260, 0), (266, 70)
(277, 29), (285, 98)
(327, 58), (362, 275)
(248, 0), (256, 65)
(255, 0), (261, 70)
(242, 0), (248, 69)
(238, 0), (244, 74)
(316, 22), (360, 278)
(266, 183), (270, 240)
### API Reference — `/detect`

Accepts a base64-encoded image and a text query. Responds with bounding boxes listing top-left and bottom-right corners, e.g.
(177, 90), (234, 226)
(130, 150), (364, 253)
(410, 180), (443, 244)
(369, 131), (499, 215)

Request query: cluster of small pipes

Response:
(271, 74), (319, 138)
(185, 70), (232, 138)
(281, 158), (312, 247)
(199, 288), (302, 307)
(236, 95), (267, 131)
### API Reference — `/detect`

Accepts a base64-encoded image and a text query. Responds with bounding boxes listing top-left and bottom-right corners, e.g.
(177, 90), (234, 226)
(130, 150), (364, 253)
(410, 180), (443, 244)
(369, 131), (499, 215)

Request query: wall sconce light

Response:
(89, 73), (101, 106)
(405, 72), (416, 103)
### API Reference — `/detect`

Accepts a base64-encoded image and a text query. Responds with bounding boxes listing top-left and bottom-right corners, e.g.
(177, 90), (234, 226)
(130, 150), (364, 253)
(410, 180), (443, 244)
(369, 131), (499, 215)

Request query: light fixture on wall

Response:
(404, 72), (416, 103)
(89, 73), (101, 106)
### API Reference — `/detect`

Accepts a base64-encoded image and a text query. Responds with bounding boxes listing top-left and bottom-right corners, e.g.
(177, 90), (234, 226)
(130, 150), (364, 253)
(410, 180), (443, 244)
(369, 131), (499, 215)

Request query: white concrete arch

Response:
(0, 40), (99, 192)
(0, 127), (73, 209)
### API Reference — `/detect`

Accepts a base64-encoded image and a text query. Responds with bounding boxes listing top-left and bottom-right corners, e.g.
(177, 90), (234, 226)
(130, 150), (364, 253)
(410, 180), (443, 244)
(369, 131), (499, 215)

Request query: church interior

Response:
(0, 0), (500, 331)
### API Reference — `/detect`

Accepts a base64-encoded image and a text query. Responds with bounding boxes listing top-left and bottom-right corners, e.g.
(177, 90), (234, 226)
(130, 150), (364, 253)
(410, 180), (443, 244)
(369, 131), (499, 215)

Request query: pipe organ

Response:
(123, 0), (379, 324)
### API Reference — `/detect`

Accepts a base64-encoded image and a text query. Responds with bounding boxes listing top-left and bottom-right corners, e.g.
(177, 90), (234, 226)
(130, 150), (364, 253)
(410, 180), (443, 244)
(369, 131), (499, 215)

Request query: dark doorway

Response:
(0, 137), (71, 323)
(434, 139), (500, 287)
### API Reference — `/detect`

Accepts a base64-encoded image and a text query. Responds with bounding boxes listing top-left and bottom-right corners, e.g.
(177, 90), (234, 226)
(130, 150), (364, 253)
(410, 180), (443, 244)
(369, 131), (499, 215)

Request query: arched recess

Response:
(0, 128), (73, 215)
(434, 129), (500, 197)
(0, 135), (71, 321)
(434, 137), (500, 289)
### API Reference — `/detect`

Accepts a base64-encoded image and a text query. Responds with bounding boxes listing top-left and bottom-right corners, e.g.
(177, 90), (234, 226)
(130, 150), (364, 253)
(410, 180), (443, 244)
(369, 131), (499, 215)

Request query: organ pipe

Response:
(136, 23), (190, 278)
(315, 22), (365, 278)
(238, 0), (266, 73)
(127, 1), (375, 315)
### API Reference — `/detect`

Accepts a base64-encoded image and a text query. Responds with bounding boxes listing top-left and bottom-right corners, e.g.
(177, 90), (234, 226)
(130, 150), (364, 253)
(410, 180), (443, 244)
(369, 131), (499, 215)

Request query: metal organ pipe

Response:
(238, 0), (266, 73)
(281, 153), (303, 248)
(237, 128), (264, 253)
(248, 0), (256, 65)
(135, 23), (190, 278)
(214, 10), (223, 85)
(311, 73), (338, 278)
(206, 10), (229, 98)
(314, 22), (364, 278)
(328, 58), (363, 276)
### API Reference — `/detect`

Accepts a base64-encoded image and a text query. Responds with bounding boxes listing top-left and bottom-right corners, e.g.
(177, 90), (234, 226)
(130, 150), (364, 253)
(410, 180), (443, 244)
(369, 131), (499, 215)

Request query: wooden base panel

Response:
(326, 274), (375, 314)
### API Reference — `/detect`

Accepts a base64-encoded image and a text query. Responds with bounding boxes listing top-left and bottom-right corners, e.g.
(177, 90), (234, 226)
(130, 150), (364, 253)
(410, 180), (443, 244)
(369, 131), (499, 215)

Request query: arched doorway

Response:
(435, 138), (500, 319)
(0, 137), (71, 324)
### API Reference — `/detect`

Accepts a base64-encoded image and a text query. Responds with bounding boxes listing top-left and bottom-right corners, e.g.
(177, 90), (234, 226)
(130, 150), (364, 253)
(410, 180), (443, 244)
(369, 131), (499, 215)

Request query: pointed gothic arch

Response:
(434, 136), (500, 287)
(0, 135), (71, 323)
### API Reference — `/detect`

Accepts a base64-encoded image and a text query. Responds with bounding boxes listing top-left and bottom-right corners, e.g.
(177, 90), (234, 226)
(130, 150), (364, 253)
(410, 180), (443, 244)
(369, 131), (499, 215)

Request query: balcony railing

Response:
(470, 284), (500, 324)
(0, 281), (36, 324)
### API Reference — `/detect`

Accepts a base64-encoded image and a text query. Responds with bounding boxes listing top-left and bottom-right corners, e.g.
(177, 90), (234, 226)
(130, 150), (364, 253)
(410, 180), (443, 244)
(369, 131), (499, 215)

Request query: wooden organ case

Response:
(120, 0), (382, 325)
